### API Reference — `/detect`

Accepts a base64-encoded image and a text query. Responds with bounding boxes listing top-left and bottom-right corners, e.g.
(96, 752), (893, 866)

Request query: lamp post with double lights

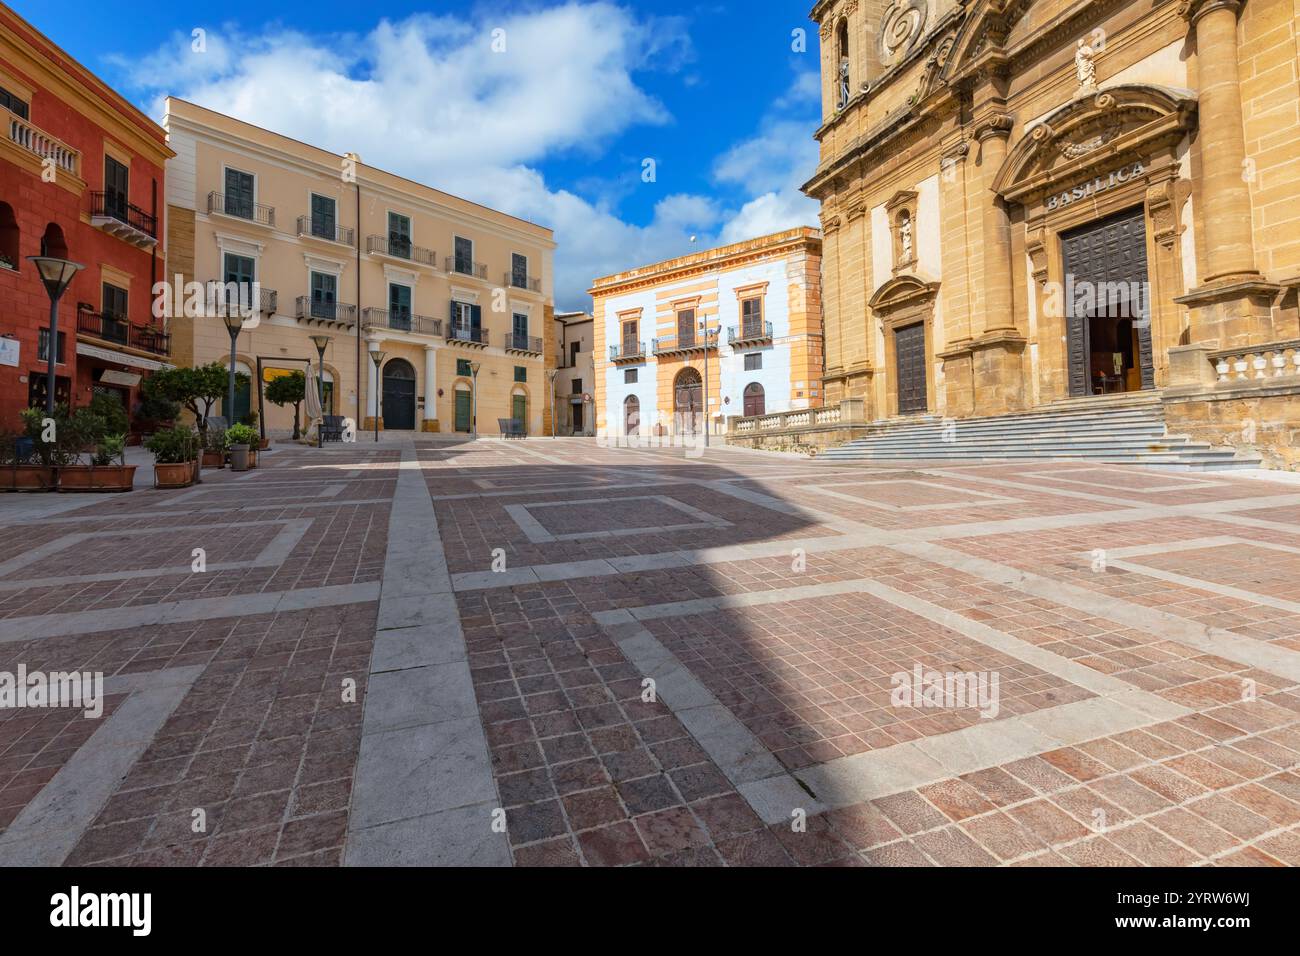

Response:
(369, 347), (387, 444)
(547, 368), (558, 439)
(309, 334), (331, 448)
(26, 256), (85, 416)
(469, 361), (481, 438)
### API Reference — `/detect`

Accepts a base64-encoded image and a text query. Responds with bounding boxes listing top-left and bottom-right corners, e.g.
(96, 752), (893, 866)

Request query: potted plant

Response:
(58, 433), (135, 492)
(202, 427), (228, 469)
(241, 410), (269, 450)
(226, 423), (258, 472)
(142, 363), (248, 441)
(266, 371), (306, 441)
(3, 407), (77, 492)
(146, 425), (200, 488)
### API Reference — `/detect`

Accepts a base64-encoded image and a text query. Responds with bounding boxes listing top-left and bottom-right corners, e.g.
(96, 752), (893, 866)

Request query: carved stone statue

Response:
(1075, 39), (1098, 94)
(838, 57), (851, 110)
(899, 213), (914, 263)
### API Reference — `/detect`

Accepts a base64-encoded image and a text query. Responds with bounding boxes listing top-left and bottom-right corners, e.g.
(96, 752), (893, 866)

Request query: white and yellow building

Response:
(162, 98), (556, 437)
(591, 229), (823, 438)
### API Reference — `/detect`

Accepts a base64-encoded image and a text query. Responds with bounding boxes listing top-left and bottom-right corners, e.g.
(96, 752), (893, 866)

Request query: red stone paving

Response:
(3, 443), (1300, 866)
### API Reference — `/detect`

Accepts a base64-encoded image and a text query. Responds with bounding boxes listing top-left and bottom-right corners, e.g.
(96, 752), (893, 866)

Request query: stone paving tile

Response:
(5, 439), (1300, 867)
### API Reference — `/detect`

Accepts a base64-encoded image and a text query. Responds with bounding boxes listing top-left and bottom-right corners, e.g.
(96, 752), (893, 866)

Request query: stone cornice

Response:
(1177, 0), (1244, 26)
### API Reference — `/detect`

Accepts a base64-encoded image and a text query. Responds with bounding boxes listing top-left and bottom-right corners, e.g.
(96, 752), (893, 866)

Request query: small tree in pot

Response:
(202, 427), (228, 468)
(226, 423), (259, 472)
(144, 363), (248, 439)
(266, 371), (306, 441)
(146, 425), (200, 489)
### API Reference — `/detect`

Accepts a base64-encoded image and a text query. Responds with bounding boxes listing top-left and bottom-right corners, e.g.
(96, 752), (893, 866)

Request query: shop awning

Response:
(75, 342), (173, 372)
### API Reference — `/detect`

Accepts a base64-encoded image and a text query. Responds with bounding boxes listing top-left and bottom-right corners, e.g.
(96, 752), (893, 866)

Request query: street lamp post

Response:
(309, 334), (331, 448)
(547, 368), (558, 439)
(26, 256), (85, 416)
(220, 309), (244, 426)
(369, 347), (386, 444)
(699, 319), (712, 448)
(469, 362), (481, 438)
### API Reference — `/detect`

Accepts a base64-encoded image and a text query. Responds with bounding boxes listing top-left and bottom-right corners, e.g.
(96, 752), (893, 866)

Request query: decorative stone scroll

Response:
(877, 0), (929, 67)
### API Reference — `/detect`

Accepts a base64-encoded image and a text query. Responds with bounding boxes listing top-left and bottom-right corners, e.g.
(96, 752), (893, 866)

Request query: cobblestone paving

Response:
(2, 437), (1300, 866)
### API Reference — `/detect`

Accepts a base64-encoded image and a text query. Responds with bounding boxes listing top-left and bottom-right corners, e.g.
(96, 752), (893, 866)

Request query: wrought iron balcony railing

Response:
(208, 191), (275, 227)
(368, 235), (437, 267)
(362, 308), (443, 337)
(503, 333), (543, 355)
(505, 272), (542, 293)
(298, 216), (354, 245)
(610, 342), (647, 362)
(76, 306), (170, 356)
(89, 192), (157, 239)
(653, 330), (718, 355)
(204, 282), (278, 317)
(728, 321), (774, 345)
(446, 325), (489, 346)
(446, 256), (488, 280)
(295, 296), (357, 327)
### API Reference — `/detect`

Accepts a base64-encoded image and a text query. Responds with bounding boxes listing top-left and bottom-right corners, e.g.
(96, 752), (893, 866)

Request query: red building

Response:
(0, 2), (173, 434)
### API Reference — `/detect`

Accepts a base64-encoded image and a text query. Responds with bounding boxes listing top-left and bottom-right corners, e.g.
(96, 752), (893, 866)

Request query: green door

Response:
(455, 389), (472, 433)
(512, 395), (527, 435)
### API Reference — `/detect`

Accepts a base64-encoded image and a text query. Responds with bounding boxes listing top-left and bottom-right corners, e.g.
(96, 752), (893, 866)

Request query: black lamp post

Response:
(470, 361), (481, 438)
(26, 256), (84, 416)
(309, 334), (331, 448)
(369, 347), (386, 443)
(547, 368), (558, 439)
(221, 309), (244, 425)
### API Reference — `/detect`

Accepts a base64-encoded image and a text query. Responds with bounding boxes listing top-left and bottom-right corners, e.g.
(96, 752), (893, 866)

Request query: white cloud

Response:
(122, 5), (822, 309)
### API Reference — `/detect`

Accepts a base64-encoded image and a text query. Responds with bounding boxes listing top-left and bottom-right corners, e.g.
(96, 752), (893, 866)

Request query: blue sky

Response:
(12, 0), (823, 309)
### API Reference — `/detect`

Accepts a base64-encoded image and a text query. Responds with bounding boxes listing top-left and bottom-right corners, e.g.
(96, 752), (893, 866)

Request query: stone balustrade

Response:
(1209, 340), (1300, 383)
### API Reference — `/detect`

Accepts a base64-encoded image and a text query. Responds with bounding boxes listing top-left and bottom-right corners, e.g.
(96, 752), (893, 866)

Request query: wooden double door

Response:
(895, 322), (928, 415)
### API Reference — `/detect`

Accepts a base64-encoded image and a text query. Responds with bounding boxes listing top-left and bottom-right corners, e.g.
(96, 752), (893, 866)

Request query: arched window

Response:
(836, 20), (851, 110)
(0, 202), (18, 271)
(743, 383), (766, 418)
(40, 223), (68, 259)
(624, 395), (640, 436)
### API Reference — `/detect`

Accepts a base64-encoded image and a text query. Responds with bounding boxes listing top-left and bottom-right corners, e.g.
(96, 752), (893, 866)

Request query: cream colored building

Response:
(162, 98), (556, 438)
(554, 311), (595, 436)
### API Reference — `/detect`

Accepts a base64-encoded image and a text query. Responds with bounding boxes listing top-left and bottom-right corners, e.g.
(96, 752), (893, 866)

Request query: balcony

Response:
(89, 192), (157, 248)
(728, 321), (774, 347)
(503, 332), (543, 355)
(298, 216), (354, 246)
(295, 296), (357, 329)
(207, 191), (276, 228)
(445, 325), (489, 348)
(362, 308), (442, 338)
(76, 306), (170, 356)
(609, 342), (647, 364)
(5, 107), (79, 178)
(205, 281), (277, 318)
(505, 272), (542, 293)
(445, 256), (488, 280)
(653, 330), (718, 357)
(368, 235), (437, 268)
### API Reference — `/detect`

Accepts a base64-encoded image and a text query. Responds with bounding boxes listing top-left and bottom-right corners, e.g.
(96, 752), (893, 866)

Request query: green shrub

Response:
(145, 425), (199, 464)
(225, 423), (259, 447)
(93, 434), (126, 467)
(89, 394), (129, 437)
(204, 427), (229, 454)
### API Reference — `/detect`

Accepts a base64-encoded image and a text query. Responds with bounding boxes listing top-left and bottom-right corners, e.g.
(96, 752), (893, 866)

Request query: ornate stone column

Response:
(1184, 0), (1257, 284)
(978, 114), (1017, 334)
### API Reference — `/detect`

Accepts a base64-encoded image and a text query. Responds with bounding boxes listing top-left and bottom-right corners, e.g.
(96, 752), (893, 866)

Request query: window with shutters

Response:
(389, 284), (412, 329)
(741, 297), (763, 338)
(388, 212), (411, 259)
(514, 366), (527, 383)
(0, 85), (28, 119)
(311, 194), (337, 241)
(224, 168), (255, 219)
(454, 236), (474, 275)
(624, 369), (638, 384)
(310, 272), (338, 320)
(676, 308), (696, 347)
(104, 156), (129, 221)
(511, 253), (529, 289)
(457, 359), (472, 377)
(38, 328), (66, 364)
(744, 353), (762, 371)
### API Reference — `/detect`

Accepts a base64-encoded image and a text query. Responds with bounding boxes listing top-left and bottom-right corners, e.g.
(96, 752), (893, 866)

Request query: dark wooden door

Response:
(455, 390), (472, 432)
(674, 371), (703, 434)
(895, 322), (928, 415)
(1060, 206), (1151, 396)
(382, 360), (416, 431)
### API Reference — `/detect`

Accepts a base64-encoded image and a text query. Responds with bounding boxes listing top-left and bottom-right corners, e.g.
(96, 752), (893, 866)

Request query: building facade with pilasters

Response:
(163, 98), (556, 439)
(591, 228), (823, 439)
(807, 0), (1300, 465)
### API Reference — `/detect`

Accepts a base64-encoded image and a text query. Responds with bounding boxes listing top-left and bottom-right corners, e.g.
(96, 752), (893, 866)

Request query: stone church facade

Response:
(805, 0), (1300, 465)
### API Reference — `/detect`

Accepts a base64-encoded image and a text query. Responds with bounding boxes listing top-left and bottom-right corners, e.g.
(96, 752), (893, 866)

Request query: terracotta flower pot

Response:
(57, 465), (138, 493)
(259, 438), (270, 450)
(202, 451), (225, 469)
(154, 461), (195, 489)
(248, 448), (258, 469)
(0, 465), (57, 492)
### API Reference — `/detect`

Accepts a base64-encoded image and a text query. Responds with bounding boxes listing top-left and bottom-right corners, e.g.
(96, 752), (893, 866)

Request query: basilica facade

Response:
(806, 0), (1300, 464)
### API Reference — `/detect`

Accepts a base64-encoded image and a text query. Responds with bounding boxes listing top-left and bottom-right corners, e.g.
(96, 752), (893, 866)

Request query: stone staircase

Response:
(819, 392), (1263, 470)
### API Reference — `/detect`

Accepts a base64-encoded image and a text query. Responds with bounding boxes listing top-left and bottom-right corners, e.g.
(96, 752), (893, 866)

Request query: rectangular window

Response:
(224, 168), (255, 219)
(677, 308), (696, 346)
(742, 297), (763, 337)
(0, 86), (29, 119)
(744, 353), (762, 371)
(624, 368), (638, 384)
(101, 283), (128, 321)
(514, 366), (527, 384)
(388, 212), (411, 258)
(454, 236), (474, 275)
(104, 156), (129, 220)
(511, 313), (529, 350)
(621, 320), (638, 354)
(37, 328), (66, 364)
(389, 284), (412, 329)
(571, 378), (582, 395)
(310, 272), (338, 320)
(511, 253), (528, 288)
(457, 359), (472, 378)
(570, 342), (580, 366)
(223, 253), (256, 313)
(311, 193), (337, 240)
